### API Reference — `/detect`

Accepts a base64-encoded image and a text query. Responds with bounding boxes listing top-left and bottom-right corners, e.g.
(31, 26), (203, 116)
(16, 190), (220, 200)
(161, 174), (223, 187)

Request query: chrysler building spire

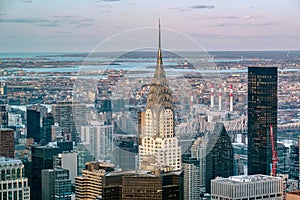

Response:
(153, 20), (167, 86)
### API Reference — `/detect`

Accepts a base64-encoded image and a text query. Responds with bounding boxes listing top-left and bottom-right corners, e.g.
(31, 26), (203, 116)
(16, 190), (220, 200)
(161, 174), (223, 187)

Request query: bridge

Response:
(176, 114), (300, 137)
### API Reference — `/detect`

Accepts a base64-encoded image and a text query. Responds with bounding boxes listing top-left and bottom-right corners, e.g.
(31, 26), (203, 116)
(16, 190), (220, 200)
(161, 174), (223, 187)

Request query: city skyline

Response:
(1, 0), (300, 52)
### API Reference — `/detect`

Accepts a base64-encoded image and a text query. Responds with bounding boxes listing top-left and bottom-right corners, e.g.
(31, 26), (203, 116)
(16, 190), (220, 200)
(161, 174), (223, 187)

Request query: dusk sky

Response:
(1, 0), (300, 52)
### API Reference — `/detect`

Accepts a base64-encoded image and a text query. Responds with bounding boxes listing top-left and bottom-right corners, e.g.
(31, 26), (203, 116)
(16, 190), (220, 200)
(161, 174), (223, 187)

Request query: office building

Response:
(42, 168), (72, 200)
(57, 140), (73, 153)
(31, 146), (59, 200)
(139, 21), (181, 172)
(205, 122), (234, 193)
(80, 122), (113, 160)
(41, 112), (54, 145)
(248, 66), (278, 175)
(114, 135), (138, 170)
(75, 161), (114, 199)
(26, 108), (41, 143)
(190, 137), (207, 194)
(211, 175), (283, 200)
(52, 101), (86, 142)
(0, 157), (30, 200)
(182, 155), (200, 200)
(102, 170), (183, 200)
(0, 104), (8, 127)
(54, 152), (78, 184)
(0, 128), (14, 158)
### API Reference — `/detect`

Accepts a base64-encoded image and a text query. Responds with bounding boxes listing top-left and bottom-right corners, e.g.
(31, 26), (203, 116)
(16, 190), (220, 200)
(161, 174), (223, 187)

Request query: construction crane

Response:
(270, 125), (279, 176)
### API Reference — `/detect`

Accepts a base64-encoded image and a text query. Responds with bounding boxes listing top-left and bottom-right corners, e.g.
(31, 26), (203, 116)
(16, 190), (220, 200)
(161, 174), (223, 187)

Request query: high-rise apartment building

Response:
(80, 122), (113, 160)
(248, 66), (278, 175)
(42, 168), (72, 200)
(211, 175), (283, 200)
(0, 128), (14, 158)
(75, 161), (114, 199)
(0, 157), (30, 200)
(31, 146), (59, 200)
(139, 21), (181, 172)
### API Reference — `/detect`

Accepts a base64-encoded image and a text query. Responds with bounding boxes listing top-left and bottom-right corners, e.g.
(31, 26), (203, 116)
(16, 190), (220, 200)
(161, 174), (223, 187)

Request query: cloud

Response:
(169, 7), (191, 12)
(243, 15), (260, 20)
(190, 5), (215, 9)
(0, 18), (49, 23)
(191, 15), (238, 20)
(0, 16), (94, 28)
(211, 22), (277, 27)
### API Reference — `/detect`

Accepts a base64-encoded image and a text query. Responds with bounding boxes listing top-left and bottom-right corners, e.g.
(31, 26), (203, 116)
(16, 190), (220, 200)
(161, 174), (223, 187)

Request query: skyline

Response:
(0, 0), (300, 52)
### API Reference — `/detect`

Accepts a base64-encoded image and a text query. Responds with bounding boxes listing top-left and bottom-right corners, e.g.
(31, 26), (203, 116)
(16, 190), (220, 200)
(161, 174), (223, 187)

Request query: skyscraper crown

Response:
(146, 20), (173, 110)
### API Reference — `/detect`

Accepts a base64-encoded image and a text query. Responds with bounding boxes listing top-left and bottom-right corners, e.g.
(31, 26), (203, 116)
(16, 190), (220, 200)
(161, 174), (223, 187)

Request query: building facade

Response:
(211, 175), (283, 200)
(139, 21), (181, 172)
(42, 168), (72, 200)
(75, 161), (114, 199)
(0, 128), (14, 158)
(248, 66), (278, 175)
(205, 122), (234, 193)
(0, 104), (8, 127)
(182, 155), (200, 200)
(31, 146), (59, 200)
(0, 157), (30, 200)
(53, 152), (78, 184)
(102, 170), (183, 200)
(80, 122), (113, 160)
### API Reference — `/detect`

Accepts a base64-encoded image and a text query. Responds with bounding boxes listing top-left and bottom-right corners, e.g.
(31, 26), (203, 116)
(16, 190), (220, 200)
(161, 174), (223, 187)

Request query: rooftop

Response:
(213, 174), (282, 184)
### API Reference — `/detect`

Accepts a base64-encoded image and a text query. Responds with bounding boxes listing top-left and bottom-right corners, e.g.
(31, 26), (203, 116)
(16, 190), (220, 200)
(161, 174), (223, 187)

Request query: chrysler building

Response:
(139, 21), (182, 172)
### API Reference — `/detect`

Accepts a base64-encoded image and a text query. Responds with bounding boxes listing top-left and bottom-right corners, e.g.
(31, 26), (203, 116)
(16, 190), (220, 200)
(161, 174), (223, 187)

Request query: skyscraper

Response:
(42, 168), (72, 200)
(205, 122), (234, 193)
(27, 108), (41, 143)
(0, 128), (14, 158)
(52, 101), (87, 142)
(139, 21), (181, 172)
(31, 146), (59, 200)
(80, 122), (113, 160)
(41, 112), (55, 145)
(248, 66), (278, 175)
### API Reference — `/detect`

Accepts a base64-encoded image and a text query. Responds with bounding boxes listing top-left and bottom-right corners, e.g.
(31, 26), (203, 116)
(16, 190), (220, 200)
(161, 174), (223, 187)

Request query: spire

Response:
(157, 19), (162, 65)
(154, 19), (167, 86)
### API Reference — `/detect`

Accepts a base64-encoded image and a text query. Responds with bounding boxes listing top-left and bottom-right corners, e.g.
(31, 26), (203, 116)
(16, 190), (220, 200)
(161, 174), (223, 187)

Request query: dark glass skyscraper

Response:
(248, 66), (277, 175)
(27, 108), (41, 143)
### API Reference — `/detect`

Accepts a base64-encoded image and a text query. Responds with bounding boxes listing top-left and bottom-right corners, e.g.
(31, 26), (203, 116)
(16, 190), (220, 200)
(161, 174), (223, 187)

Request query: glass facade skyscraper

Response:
(248, 66), (278, 175)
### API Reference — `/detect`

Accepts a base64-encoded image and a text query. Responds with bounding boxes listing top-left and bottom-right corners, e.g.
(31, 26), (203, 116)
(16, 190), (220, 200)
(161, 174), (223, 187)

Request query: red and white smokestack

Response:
(210, 83), (214, 108)
(219, 84), (222, 111)
(230, 84), (233, 112)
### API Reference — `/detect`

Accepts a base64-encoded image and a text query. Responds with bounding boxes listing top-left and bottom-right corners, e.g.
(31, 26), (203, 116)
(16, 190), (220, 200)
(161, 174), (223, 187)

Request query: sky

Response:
(0, 0), (300, 52)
